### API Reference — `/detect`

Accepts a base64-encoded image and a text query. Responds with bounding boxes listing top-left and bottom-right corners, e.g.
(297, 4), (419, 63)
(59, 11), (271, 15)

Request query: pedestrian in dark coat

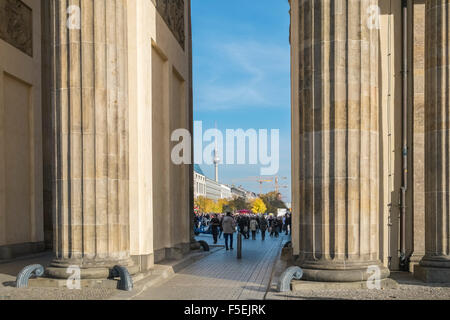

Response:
(210, 214), (220, 244)
(238, 216), (249, 239)
(259, 216), (268, 241)
(273, 218), (281, 238)
(285, 213), (291, 235)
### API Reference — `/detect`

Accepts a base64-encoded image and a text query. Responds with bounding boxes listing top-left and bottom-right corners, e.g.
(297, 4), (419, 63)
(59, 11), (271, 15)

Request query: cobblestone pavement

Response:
(4, 235), (450, 300)
(0, 253), (116, 300)
(266, 271), (450, 300)
(126, 233), (287, 300)
(0, 286), (116, 300)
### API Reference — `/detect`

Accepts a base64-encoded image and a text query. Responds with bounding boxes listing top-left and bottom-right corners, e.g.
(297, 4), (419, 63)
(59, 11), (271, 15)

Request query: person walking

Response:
(221, 212), (236, 251)
(238, 215), (249, 240)
(218, 214), (223, 239)
(273, 218), (280, 238)
(245, 215), (251, 239)
(259, 216), (268, 241)
(285, 213), (291, 235)
(210, 214), (220, 244)
(250, 218), (258, 240)
(268, 216), (274, 237)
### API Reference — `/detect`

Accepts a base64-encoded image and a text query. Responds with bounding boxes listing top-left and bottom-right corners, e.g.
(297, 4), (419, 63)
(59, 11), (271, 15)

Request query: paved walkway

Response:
(0, 252), (116, 300)
(127, 233), (288, 300)
(3, 235), (450, 300)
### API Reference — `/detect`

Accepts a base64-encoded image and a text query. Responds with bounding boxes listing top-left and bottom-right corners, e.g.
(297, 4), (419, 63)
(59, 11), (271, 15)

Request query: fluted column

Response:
(47, 0), (133, 279)
(294, 0), (389, 282)
(187, 0), (198, 249)
(416, 0), (450, 283)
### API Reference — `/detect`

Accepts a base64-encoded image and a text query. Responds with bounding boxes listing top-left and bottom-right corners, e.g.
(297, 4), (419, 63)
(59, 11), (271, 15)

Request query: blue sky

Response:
(192, 0), (292, 203)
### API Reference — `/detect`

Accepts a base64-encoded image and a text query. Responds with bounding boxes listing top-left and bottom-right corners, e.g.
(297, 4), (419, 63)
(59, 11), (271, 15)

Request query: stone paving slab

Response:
(3, 237), (450, 300)
(111, 247), (224, 300)
(0, 247), (222, 300)
(195, 234), (225, 247)
(0, 252), (54, 290)
(265, 266), (450, 301)
(124, 234), (287, 300)
(0, 252), (116, 300)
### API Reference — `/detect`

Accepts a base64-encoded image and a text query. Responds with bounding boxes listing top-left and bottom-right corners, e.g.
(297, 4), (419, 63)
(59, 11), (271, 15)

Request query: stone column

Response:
(294, 0), (389, 282)
(415, 0), (450, 283)
(410, 1), (426, 272)
(187, 0), (198, 249)
(47, 0), (134, 279)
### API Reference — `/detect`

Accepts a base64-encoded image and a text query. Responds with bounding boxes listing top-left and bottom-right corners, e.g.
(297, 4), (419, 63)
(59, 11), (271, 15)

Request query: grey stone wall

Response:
(0, 0), (32, 56)
(153, 0), (185, 50)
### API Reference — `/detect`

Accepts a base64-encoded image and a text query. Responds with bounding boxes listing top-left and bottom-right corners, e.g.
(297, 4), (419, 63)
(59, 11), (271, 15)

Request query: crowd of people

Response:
(194, 212), (292, 251)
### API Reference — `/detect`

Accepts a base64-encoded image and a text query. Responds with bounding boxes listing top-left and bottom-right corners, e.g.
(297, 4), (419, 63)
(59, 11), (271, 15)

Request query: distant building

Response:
(205, 178), (222, 201)
(231, 186), (247, 199)
(194, 165), (206, 199)
(195, 166), (254, 202)
(220, 184), (232, 200)
(245, 191), (258, 200)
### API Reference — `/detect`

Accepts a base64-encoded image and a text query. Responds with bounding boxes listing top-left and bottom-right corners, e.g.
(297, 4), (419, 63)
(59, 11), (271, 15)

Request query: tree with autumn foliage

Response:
(229, 196), (249, 211)
(251, 198), (267, 214)
(195, 197), (230, 213)
(260, 191), (287, 214)
(217, 198), (230, 213)
(195, 196), (212, 213)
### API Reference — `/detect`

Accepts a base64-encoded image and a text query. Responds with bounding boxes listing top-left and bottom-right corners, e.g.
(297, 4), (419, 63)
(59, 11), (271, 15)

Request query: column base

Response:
(296, 260), (390, 282)
(409, 253), (424, 273)
(45, 257), (138, 280)
(28, 277), (128, 289)
(153, 243), (191, 264)
(414, 265), (450, 283)
(131, 253), (154, 273)
(414, 256), (450, 283)
(190, 240), (201, 251)
(292, 278), (398, 291)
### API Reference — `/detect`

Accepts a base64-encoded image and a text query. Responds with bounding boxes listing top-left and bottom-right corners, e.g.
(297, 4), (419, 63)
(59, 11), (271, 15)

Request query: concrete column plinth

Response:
(415, 258), (450, 283)
(415, 0), (450, 283)
(47, 0), (134, 280)
(300, 262), (390, 283)
(293, 0), (388, 283)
